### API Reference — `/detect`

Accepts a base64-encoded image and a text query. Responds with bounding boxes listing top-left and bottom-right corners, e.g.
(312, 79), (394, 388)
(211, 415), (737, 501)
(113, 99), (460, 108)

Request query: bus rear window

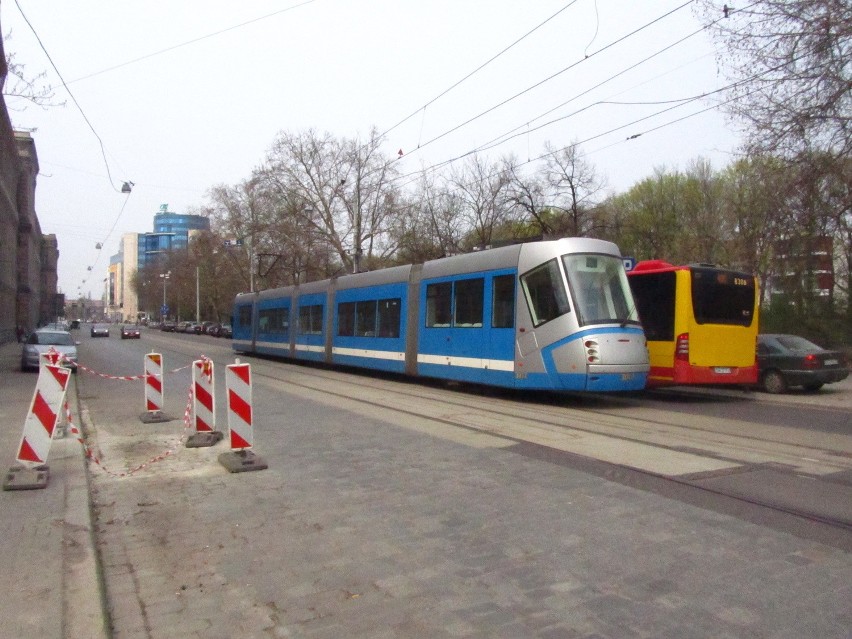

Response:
(691, 268), (755, 326)
(628, 272), (676, 341)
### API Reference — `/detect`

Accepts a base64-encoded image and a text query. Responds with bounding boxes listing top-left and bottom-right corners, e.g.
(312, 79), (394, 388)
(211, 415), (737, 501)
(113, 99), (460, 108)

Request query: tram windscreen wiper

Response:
(620, 301), (637, 328)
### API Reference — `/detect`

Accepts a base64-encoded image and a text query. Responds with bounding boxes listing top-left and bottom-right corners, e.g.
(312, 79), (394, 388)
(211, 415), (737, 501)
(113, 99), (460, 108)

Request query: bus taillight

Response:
(675, 333), (689, 361)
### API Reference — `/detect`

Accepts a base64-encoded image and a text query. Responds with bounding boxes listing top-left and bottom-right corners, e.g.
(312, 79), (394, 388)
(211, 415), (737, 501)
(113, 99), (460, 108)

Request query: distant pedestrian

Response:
(16, 326), (24, 343)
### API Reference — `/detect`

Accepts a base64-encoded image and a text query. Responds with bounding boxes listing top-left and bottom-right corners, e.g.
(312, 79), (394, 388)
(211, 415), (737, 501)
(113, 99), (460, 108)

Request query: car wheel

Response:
(802, 382), (823, 392)
(762, 370), (787, 394)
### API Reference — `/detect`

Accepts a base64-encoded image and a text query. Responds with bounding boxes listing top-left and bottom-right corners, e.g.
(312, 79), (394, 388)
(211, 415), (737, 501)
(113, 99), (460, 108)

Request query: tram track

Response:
(245, 357), (852, 539)
(250, 357), (852, 477)
(139, 336), (852, 539)
(148, 335), (849, 474)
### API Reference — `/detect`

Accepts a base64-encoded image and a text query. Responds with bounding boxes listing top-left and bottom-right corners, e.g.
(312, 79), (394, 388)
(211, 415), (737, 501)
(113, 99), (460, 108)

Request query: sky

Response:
(2, 0), (742, 299)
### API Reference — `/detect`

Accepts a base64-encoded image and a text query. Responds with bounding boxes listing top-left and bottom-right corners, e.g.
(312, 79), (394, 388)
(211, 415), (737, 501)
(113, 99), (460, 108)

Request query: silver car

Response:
(20, 329), (79, 372)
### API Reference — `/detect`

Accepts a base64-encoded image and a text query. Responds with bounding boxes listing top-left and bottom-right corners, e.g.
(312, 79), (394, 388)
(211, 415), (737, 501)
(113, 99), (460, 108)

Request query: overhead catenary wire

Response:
(392, 57), (776, 196)
(395, 0), (698, 162)
(62, 0), (317, 87)
(12, 0), (129, 193)
(377, 0), (582, 145)
(387, 0), (762, 192)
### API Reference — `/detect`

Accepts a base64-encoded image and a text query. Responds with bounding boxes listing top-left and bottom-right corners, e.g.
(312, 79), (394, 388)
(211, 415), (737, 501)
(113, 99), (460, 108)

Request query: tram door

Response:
(422, 277), (485, 383)
(451, 277), (487, 383)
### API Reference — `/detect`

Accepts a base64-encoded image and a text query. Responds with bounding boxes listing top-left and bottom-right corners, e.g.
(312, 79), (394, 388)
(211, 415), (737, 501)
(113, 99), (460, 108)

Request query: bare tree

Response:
(2, 32), (65, 111)
(205, 179), (269, 291)
(449, 154), (514, 250)
(540, 142), (607, 237)
(504, 157), (551, 237)
(260, 128), (401, 274)
(697, 0), (852, 159)
(392, 170), (466, 262)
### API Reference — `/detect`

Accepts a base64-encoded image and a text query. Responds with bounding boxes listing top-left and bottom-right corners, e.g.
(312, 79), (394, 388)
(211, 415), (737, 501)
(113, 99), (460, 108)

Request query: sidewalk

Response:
(0, 341), (107, 639)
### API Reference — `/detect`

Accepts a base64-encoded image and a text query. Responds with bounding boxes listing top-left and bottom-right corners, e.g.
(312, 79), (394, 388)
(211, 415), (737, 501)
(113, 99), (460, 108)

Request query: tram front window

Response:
(563, 254), (639, 327)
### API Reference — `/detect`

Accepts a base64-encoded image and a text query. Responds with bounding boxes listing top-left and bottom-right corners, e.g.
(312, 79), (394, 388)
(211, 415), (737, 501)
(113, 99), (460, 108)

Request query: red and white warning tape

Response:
(75, 361), (192, 380)
(65, 384), (196, 478)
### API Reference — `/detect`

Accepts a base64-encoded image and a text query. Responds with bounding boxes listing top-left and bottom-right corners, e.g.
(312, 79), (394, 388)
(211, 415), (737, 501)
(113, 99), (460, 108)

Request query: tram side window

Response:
(521, 259), (571, 327)
(455, 278), (484, 327)
(377, 298), (401, 338)
(492, 274), (514, 328)
(337, 302), (355, 337)
(259, 308), (289, 334)
(426, 282), (452, 327)
(238, 306), (252, 327)
(355, 301), (378, 337)
(298, 304), (323, 335)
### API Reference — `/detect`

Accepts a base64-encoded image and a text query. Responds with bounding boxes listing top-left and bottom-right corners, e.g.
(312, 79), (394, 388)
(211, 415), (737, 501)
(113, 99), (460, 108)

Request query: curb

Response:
(62, 371), (111, 639)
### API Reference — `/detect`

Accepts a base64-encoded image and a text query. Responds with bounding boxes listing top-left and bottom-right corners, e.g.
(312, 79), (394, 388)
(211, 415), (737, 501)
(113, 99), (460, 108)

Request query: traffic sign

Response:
(160, 304), (169, 315)
(623, 256), (636, 271)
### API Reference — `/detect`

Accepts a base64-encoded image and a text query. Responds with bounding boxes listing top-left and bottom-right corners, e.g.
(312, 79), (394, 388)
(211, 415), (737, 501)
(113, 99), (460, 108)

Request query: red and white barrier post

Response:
(218, 360), (267, 473)
(140, 352), (171, 423)
(3, 363), (72, 490)
(186, 357), (223, 447)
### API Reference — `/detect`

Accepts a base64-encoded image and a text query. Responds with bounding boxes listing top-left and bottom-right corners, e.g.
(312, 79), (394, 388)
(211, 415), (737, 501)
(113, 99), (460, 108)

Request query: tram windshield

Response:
(562, 254), (639, 327)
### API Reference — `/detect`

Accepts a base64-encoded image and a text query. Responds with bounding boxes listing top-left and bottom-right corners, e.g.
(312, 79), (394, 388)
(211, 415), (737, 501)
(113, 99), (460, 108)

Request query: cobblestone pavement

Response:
(79, 356), (851, 639)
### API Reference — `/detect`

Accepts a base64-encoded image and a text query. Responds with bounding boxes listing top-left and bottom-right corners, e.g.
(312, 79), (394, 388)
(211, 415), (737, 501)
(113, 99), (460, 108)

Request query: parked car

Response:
(90, 324), (110, 338)
(217, 324), (232, 338)
(201, 321), (217, 335)
(21, 328), (79, 372)
(121, 325), (141, 339)
(756, 334), (849, 393)
(43, 321), (70, 331)
(160, 321), (176, 332)
(176, 321), (192, 333)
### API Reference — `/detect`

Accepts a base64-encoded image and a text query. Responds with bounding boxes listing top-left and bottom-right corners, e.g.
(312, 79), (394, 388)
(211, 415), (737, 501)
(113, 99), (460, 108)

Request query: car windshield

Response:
(29, 332), (74, 346)
(775, 335), (823, 352)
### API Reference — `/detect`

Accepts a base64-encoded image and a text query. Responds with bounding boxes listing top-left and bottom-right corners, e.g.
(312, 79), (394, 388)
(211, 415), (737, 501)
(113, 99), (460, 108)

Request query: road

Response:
(71, 327), (851, 637)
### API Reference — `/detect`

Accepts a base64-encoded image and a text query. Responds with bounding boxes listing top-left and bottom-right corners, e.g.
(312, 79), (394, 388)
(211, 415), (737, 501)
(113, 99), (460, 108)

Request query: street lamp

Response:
(159, 271), (171, 320)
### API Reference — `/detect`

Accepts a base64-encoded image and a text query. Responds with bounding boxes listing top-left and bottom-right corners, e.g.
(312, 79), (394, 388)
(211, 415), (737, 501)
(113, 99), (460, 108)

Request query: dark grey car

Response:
(756, 334), (849, 393)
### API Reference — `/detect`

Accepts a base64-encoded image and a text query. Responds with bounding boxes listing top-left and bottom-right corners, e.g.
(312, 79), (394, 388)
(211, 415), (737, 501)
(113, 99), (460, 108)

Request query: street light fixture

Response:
(159, 271), (171, 320)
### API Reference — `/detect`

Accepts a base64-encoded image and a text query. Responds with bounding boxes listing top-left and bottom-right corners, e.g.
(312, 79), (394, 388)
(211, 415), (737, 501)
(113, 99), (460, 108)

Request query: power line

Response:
(388, 1), (764, 191)
(13, 0), (128, 192)
(377, 1), (582, 143)
(465, 23), (715, 160)
(393, 51), (779, 195)
(64, 0), (316, 86)
(397, 0), (697, 161)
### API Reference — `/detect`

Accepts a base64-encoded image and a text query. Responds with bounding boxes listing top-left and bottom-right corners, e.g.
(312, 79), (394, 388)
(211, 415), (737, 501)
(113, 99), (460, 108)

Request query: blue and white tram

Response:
(233, 237), (649, 392)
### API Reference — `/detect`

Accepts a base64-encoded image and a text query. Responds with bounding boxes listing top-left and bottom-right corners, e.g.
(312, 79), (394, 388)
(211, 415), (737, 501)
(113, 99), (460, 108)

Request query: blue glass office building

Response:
(137, 210), (210, 269)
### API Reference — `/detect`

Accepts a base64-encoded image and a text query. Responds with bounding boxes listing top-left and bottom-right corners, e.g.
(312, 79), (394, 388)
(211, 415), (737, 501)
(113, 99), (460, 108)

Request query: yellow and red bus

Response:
(627, 260), (759, 387)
